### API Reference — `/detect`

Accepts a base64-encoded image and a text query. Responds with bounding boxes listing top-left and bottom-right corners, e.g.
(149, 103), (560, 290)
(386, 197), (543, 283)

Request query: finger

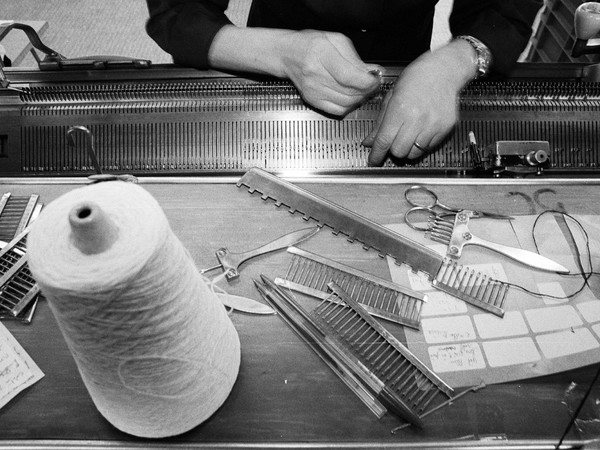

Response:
(364, 64), (385, 81)
(326, 61), (381, 96)
(307, 86), (366, 116)
(406, 132), (447, 159)
(322, 35), (381, 93)
(388, 124), (423, 160)
(362, 90), (392, 148)
(407, 138), (434, 159)
(366, 101), (409, 166)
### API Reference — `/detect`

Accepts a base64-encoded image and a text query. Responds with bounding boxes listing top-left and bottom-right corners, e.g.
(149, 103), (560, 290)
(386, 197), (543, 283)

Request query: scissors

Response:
(404, 185), (513, 231)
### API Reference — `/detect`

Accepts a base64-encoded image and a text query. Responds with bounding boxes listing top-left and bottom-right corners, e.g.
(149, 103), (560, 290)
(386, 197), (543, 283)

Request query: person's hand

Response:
(362, 40), (478, 165)
(280, 30), (382, 116)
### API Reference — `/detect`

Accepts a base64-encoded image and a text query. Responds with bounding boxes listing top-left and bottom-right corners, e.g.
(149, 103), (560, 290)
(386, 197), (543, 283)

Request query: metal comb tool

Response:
(0, 193), (40, 242)
(275, 246), (425, 329)
(429, 211), (570, 273)
(237, 168), (511, 317)
(254, 275), (454, 428)
(201, 226), (320, 281)
(0, 194), (42, 322)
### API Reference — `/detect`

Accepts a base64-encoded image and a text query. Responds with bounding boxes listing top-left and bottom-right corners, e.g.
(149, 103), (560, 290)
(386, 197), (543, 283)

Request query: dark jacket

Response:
(146, 0), (541, 74)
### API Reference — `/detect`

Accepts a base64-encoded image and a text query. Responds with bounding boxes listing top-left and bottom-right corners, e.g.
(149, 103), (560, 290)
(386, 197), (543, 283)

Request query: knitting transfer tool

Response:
(67, 126), (138, 183)
(404, 185), (512, 232)
(0, 227), (40, 318)
(201, 226), (319, 281)
(216, 292), (275, 315)
(274, 246), (425, 329)
(254, 275), (453, 428)
(427, 211), (570, 274)
(237, 168), (511, 317)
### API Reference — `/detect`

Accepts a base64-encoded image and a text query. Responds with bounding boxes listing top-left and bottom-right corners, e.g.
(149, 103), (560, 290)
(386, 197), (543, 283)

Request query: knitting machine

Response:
(0, 61), (599, 178)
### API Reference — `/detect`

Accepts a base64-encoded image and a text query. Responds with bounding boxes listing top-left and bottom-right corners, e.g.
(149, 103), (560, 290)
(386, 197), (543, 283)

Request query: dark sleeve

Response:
(145, 0), (232, 69)
(450, 0), (542, 74)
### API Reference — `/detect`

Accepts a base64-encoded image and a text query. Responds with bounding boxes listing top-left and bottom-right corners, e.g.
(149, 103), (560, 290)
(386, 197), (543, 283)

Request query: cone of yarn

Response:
(27, 181), (240, 438)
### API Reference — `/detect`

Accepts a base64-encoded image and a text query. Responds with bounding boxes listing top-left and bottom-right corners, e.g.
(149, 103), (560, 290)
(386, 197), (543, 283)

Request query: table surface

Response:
(1, 176), (599, 449)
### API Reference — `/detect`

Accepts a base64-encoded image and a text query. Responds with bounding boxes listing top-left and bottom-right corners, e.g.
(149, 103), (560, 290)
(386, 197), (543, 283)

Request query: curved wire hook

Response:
(66, 125), (102, 175)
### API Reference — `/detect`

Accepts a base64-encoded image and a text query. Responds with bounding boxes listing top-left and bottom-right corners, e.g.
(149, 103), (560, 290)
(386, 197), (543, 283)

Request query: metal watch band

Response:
(455, 35), (493, 78)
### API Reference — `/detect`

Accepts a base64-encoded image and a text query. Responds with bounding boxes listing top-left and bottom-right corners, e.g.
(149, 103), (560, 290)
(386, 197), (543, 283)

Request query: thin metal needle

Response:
(199, 264), (222, 274)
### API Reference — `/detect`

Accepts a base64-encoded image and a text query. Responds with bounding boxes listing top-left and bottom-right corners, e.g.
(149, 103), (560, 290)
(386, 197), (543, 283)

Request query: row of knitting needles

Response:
(0, 194), (43, 324)
(254, 246), (484, 431)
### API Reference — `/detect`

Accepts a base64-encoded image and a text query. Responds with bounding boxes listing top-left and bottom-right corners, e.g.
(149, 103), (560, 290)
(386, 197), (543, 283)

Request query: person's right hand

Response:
(279, 30), (382, 116)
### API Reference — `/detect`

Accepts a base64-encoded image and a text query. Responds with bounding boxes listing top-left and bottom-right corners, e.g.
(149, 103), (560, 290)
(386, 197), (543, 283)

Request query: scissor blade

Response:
(467, 235), (569, 273)
(472, 211), (514, 220)
(217, 292), (276, 315)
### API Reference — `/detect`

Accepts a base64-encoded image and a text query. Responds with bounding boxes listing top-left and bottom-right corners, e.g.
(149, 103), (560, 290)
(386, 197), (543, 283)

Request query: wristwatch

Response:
(455, 35), (493, 78)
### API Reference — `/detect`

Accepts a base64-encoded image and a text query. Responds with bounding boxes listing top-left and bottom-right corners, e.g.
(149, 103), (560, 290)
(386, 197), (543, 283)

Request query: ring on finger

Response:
(413, 141), (431, 153)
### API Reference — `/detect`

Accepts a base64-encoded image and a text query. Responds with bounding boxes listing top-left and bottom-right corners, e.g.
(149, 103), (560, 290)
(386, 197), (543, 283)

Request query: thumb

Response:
(364, 64), (384, 81)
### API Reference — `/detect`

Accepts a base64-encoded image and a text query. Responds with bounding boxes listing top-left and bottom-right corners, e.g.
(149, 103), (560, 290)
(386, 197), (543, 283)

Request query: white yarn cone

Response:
(27, 181), (240, 438)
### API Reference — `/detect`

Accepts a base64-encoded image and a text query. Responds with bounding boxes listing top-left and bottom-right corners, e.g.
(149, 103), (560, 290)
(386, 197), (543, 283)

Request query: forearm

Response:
(208, 25), (293, 78)
(427, 38), (480, 88)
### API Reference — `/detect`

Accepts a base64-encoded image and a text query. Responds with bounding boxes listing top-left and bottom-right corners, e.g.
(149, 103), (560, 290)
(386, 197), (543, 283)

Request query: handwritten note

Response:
(428, 342), (486, 373)
(0, 322), (44, 409)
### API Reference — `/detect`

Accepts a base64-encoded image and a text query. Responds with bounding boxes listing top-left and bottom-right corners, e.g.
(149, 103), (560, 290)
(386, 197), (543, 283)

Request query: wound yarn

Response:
(27, 181), (240, 438)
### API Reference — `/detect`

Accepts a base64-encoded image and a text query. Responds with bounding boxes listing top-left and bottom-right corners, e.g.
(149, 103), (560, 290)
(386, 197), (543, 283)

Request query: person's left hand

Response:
(362, 41), (477, 165)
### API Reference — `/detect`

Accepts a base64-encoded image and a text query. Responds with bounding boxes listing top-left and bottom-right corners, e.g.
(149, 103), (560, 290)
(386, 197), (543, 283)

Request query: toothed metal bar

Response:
(432, 259), (509, 317)
(280, 246), (425, 329)
(237, 168), (443, 275)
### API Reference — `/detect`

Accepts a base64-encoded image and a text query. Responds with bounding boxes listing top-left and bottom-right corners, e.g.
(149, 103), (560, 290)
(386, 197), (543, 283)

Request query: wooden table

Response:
(1, 175), (599, 449)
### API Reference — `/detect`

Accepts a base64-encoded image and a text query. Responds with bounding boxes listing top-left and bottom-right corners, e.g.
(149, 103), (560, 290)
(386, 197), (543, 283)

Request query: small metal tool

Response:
(66, 126), (137, 183)
(216, 292), (275, 315)
(429, 210), (570, 273)
(201, 226), (320, 281)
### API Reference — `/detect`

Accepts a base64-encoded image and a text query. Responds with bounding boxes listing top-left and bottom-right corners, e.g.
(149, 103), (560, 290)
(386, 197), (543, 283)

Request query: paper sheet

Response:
(386, 215), (600, 388)
(0, 322), (44, 409)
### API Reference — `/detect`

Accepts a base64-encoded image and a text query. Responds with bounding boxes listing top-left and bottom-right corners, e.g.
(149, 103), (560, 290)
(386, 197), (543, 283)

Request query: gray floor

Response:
(2, 0), (452, 68)
(2, 0), (172, 66)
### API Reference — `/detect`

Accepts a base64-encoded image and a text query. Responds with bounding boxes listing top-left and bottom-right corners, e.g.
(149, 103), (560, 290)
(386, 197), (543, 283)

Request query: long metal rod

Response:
(3, 176), (600, 186)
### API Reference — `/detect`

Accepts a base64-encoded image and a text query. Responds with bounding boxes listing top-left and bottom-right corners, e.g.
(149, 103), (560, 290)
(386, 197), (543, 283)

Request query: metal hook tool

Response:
(66, 125), (137, 183)
(67, 125), (102, 175)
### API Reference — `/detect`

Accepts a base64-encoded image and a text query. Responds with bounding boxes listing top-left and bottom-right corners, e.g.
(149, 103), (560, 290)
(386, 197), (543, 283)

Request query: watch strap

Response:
(455, 35), (493, 78)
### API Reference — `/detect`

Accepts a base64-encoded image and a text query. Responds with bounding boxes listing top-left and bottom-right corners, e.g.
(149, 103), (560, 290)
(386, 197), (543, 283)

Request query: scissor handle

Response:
(404, 206), (437, 232)
(404, 185), (459, 213)
(404, 185), (438, 208)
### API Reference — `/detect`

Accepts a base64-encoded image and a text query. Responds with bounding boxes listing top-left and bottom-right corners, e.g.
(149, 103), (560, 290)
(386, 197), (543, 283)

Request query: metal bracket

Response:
(0, 21), (150, 85)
